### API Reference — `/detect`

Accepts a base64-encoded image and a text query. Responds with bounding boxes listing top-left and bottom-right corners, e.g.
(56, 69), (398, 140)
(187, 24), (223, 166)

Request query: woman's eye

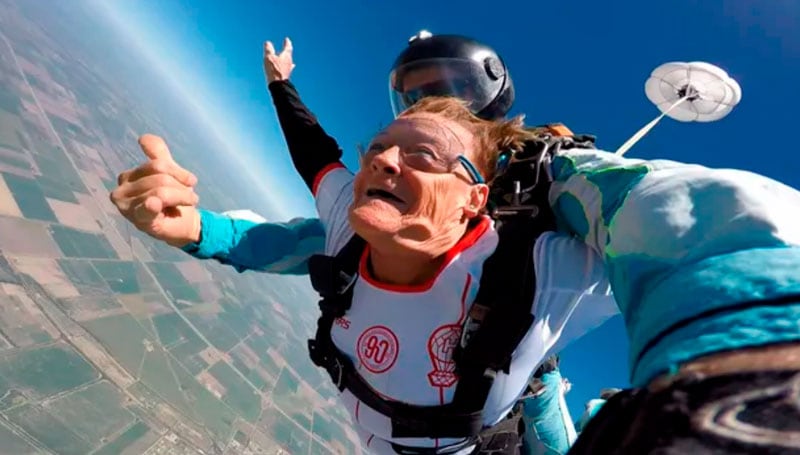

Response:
(409, 147), (437, 159)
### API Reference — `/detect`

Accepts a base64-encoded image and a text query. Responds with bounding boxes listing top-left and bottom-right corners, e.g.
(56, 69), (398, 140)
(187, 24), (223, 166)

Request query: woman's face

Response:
(349, 112), (488, 254)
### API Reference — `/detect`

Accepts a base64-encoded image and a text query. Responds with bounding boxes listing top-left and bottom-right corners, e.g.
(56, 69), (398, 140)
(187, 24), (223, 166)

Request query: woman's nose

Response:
(371, 147), (402, 175)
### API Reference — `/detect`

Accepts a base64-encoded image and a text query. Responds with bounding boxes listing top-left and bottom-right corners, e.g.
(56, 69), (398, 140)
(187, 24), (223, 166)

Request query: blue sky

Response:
(103, 0), (798, 420)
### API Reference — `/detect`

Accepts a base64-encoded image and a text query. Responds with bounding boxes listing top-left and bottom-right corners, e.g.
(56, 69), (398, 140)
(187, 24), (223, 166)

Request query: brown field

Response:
(11, 256), (80, 298)
(74, 192), (106, 225)
(195, 281), (222, 303)
(0, 163), (33, 179)
(198, 346), (226, 366)
(16, 56), (52, 90)
(47, 198), (101, 233)
(175, 261), (212, 284)
(79, 170), (117, 213)
(101, 227), (134, 261)
(71, 140), (113, 182)
(29, 83), (86, 129)
(68, 302), (129, 322)
(0, 216), (60, 257)
(117, 293), (172, 317)
(196, 370), (227, 399)
(0, 173), (23, 217)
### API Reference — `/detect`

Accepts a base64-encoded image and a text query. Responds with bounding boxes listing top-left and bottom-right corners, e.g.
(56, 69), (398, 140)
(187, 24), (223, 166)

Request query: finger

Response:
(133, 196), (164, 226)
(130, 186), (199, 223)
(138, 134), (174, 163)
(120, 173), (195, 201)
(264, 40), (275, 56)
(149, 186), (200, 209)
(126, 160), (197, 187)
(283, 37), (293, 54)
(117, 168), (132, 185)
(132, 197), (162, 225)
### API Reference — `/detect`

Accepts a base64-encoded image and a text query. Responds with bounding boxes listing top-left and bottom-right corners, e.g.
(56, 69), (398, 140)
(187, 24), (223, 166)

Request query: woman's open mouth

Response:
(366, 188), (405, 204)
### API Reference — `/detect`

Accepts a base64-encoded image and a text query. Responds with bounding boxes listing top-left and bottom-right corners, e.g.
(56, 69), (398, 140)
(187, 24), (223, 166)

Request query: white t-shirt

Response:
(315, 165), (618, 454)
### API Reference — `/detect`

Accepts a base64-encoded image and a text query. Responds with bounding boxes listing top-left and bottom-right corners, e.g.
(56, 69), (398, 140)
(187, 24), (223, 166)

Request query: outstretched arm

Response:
(548, 148), (800, 385)
(263, 38), (346, 195)
(180, 209), (325, 275)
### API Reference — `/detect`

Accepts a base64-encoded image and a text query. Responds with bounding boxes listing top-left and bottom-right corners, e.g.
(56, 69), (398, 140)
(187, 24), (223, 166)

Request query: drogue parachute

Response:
(614, 61), (742, 156)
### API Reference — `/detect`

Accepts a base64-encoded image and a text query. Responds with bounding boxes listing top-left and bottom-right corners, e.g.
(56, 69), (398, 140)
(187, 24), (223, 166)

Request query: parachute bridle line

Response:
(613, 93), (693, 157)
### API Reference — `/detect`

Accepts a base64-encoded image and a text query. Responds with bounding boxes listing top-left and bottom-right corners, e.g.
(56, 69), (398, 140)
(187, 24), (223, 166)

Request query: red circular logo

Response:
(356, 325), (399, 374)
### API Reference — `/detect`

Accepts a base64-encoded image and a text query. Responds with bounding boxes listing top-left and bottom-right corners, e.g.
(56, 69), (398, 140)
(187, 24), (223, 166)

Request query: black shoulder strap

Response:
(307, 235), (364, 379)
(450, 132), (588, 415)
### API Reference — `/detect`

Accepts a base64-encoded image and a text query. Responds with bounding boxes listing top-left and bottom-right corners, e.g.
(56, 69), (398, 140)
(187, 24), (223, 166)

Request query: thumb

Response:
(138, 134), (175, 163)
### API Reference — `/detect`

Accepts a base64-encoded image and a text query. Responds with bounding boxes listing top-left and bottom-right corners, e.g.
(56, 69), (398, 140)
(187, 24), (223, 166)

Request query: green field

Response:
(58, 258), (111, 295)
(312, 412), (357, 454)
(264, 410), (311, 454)
(50, 224), (118, 259)
(271, 368), (314, 432)
(94, 421), (151, 455)
(31, 144), (87, 194)
(81, 313), (150, 374)
(310, 438), (335, 455)
(152, 312), (194, 347)
(229, 354), (269, 391)
(7, 404), (94, 455)
(0, 419), (39, 454)
(0, 109), (26, 151)
(139, 346), (195, 418)
(217, 298), (254, 334)
(91, 260), (140, 294)
(0, 343), (98, 399)
(2, 172), (58, 222)
(48, 380), (136, 444)
(171, 361), (238, 442)
(184, 311), (241, 352)
(208, 361), (261, 422)
(246, 335), (282, 377)
(0, 85), (21, 114)
(152, 312), (210, 373)
(36, 175), (80, 203)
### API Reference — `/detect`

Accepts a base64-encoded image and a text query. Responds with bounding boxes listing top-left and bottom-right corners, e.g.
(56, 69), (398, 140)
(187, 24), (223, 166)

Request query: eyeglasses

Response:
(357, 143), (484, 185)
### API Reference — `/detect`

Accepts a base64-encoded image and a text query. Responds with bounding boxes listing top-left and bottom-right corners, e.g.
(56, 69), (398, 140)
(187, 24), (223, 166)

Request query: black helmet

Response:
(389, 30), (515, 120)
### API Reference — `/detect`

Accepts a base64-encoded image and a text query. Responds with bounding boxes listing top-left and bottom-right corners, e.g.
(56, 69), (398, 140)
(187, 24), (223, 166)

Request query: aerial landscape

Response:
(0, 1), (362, 454)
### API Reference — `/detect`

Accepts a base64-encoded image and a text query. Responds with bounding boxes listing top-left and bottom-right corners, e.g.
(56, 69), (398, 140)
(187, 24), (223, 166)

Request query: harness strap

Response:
(308, 235), (484, 438)
(389, 410), (525, 455)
